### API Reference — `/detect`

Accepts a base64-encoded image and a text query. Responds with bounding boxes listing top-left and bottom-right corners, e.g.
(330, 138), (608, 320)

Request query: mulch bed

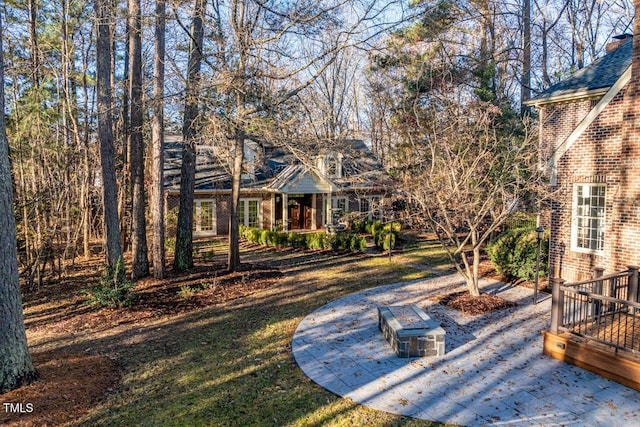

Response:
(27, 263), (283, 334)
(0, 351), (120, 427)
(432, 291), (517, 315)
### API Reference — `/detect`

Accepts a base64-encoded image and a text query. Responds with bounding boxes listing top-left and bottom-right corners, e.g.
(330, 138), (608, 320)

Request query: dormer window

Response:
(318, 152), (342, 178)
(242, 140), (259, 181)
(326, 157), (338, 177)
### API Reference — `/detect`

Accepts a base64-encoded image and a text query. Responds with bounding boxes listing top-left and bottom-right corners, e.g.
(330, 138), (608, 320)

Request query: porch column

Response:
(283, 194), (288, 232)
(326, 191), (332, 226)
(311, 194), (317, 230)
(270, 194), (275, 231)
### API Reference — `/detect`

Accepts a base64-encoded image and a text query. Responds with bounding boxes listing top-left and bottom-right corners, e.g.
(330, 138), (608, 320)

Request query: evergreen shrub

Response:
(487, 227), (549, 281)
(237, 226), (364, 252)
(84, 257), (135, 308)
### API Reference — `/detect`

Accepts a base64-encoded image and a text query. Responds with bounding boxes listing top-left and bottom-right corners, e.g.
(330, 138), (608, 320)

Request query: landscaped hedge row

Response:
(350, 218), (401, 251)
(239, 226), (366, 252)
(487, 227), (549, 282)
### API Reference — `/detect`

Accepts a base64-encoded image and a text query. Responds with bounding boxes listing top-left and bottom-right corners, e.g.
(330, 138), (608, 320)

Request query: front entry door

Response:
(290, 204), (302, 229)
(288, 195), (312, 230)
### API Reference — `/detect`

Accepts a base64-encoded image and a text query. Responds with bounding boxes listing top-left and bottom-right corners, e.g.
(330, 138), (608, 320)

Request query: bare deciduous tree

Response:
(397, 98), (544, 296)
(198, 0), (406, 272)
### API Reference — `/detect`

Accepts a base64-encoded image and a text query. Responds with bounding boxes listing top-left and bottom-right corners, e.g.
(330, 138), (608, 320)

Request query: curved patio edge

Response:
(291, 274), (640, 426)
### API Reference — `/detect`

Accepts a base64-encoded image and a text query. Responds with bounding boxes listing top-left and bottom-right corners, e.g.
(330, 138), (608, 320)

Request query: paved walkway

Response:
(291, 274), (640, 426)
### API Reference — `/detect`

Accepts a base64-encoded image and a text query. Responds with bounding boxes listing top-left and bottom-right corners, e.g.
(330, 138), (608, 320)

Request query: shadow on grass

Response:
(27, 242), (441, 426)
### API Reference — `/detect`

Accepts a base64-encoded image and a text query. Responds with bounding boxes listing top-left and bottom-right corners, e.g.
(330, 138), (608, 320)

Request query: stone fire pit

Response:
(378, 305), (446, 358)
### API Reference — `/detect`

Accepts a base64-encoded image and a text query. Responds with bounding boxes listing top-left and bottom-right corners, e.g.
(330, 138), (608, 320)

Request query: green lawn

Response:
(73, 238), (455, 426)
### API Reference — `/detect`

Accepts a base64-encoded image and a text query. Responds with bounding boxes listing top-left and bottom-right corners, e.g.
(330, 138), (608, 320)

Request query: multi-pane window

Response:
(193, 200), (216, 235)
(359, 196), (383, 220)
(359, 198), (370, 215)
(572, 184), (605, 253)
(328, 197), (348, 225)
(331, 197), (347, 214)
(199, 201), (214, 232)
(239, 199), (261, 228)
(247, 200), (259, 227)
(326, 158), (338, 177)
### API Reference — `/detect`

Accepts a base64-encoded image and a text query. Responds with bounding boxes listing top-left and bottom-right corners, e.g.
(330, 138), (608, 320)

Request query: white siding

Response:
(282, 171), (332, 194)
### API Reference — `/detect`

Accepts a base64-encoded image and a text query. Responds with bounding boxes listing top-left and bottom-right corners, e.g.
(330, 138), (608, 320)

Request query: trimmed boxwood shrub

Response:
(237, 226), (365, 253)
(329, 232), (366, 252)
(306, 232), (329, 250)
(373, 222), (401, 251)
(487, 227), (549, 282)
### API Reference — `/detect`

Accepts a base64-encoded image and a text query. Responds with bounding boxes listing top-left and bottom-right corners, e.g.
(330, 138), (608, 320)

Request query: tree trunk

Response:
(0, 12), (38, 393)
(28, 0), (41, 88)
(150, 0), (166, 279)
(128, 0), (149, 279)
(95, 0), (124, 268)
(82, 146), (91, 258)
(521, 0), (531, 113)
(174, 0), (205, 271)
(227, 128), (244, 272)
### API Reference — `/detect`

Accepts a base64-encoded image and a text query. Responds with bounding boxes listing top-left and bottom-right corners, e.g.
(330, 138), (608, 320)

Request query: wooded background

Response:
(1, 0), (633, 283)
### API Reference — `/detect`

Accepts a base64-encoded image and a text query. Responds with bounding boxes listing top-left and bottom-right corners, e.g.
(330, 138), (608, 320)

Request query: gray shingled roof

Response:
(528, 38), (632, 105)
(164, 137), (388, 192)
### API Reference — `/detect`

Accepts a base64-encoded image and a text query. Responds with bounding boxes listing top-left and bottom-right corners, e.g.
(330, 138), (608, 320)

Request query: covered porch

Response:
(543, 266), (640, 391)
(267, 164), (340, 232)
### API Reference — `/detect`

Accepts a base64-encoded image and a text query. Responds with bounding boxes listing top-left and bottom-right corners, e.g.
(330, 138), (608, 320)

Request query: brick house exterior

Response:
(526, 21), (640, 282)
(164, 136), (389, 237)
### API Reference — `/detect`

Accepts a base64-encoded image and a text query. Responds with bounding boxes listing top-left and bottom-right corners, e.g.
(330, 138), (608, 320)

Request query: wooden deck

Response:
(570, 312), (640, 353)
(547, 269), (640, 390)
(543, 328), (640, 391)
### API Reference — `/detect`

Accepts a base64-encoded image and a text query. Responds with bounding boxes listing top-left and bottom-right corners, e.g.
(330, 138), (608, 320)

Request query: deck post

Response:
(628, 266), (639, 314)
(550, 277), (565, 334)
(593, 267), (604, 317)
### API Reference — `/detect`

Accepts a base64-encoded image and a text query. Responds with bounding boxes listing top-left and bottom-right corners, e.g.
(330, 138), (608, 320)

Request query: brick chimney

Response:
(606, 34), (633, 53)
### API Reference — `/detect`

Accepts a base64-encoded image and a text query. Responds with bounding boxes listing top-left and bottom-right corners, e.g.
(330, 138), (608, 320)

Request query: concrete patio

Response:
(291, 274), (640, 426)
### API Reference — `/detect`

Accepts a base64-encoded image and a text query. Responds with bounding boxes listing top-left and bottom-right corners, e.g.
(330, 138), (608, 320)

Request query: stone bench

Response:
(378, 305), (446, 358)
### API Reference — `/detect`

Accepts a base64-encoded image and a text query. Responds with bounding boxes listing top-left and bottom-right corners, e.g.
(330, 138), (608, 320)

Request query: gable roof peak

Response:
(526, 40), (632, 106)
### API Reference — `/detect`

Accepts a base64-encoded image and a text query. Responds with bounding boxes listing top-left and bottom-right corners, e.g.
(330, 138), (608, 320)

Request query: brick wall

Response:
(166, 190), (386, 237)
(545, 55), (640, 281)
(540, 99), (593, 164)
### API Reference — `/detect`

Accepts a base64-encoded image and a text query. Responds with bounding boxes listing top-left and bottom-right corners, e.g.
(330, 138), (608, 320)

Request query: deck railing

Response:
(550, 266), (640, 353)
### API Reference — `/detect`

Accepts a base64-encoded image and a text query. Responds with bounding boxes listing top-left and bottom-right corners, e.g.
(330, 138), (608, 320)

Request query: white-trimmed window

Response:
(331, 196), (348, 214)
(317, 153), (343, 178)
(239, 198), (262, 228)
(360, 196), (382, 220)
(571, 184), (605, 254)
(359, 197), (370, 215)
(327, 196), (348, 225)
(193, 200), (216, 235)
